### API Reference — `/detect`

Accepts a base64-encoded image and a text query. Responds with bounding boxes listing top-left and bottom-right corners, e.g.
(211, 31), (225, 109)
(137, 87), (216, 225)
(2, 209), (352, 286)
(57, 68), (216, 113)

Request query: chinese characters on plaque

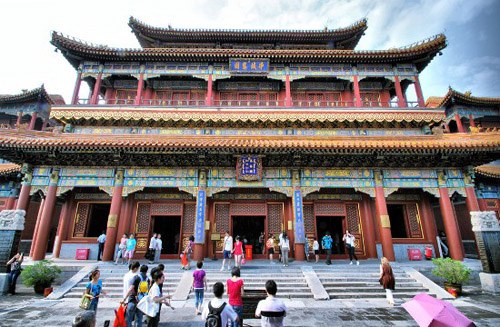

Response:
(230, 59), (269, 74)
(236, 155), (262, 181)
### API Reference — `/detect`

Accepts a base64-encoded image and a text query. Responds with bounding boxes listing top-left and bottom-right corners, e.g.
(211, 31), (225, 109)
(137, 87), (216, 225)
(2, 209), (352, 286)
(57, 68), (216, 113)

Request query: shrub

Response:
(431, 257), (471, 284)
(21, 260), (62, 289)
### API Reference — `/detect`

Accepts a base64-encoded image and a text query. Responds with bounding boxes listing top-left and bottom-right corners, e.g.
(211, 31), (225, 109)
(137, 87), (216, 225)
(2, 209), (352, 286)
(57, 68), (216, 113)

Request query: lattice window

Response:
(315, 202), (346, 216)
(215, 203), (230, 233)
(360, 92), (381, 107)
(136, 203), (151, 233)
(406, 204), (422, 238)
(303, 204), (315, 234)
(230, 203), (267, 216)
(150, 203), (183, 216)
(346, 203), (364, 255)
(267, 203), (283, 235)
(73, 203), (91, 237)
(182, 203), (196, 234)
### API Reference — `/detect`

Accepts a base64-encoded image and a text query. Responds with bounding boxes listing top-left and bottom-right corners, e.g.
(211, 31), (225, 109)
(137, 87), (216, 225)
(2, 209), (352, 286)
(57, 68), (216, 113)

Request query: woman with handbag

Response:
(145, 271), (172, 327)
(181, 236), (194, 270)
(84, 269), (107, 312)
(6, 252), (23, 295)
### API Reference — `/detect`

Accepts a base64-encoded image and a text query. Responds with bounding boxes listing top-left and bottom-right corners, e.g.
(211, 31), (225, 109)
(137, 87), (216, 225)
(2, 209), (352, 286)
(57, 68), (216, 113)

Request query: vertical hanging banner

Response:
(293, 189), (305, 243)
(195, 189), (206, 243)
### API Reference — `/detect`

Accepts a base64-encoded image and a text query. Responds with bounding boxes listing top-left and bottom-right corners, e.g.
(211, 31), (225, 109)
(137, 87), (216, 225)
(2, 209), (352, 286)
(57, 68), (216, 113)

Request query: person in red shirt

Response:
(232, 236), (244, 268)
(226, 267), (245, 327)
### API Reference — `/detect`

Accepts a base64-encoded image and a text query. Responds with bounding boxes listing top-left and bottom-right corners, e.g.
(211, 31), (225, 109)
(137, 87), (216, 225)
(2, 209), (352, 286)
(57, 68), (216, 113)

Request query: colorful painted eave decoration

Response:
(49, 107), (446, 124)
(0, 129), (499, 152)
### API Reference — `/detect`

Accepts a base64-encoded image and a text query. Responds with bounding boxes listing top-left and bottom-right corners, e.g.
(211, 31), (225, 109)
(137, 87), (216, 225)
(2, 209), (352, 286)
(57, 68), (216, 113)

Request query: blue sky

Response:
(0, 0), (499, 102)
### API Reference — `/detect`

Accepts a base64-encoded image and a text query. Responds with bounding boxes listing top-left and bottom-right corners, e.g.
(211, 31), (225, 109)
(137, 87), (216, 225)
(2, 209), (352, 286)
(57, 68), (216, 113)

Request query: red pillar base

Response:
(294, 243), (305, 261)
(193, 243), (204, 262)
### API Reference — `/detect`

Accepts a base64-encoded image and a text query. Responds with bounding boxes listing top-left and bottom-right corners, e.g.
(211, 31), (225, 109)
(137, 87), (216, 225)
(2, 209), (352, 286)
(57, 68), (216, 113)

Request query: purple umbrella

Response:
(402, 293), (475, 327)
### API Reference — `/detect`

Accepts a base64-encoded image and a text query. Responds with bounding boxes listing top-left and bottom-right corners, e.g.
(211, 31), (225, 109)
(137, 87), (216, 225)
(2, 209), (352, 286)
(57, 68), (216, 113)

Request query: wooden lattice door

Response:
(345, 203), (365, 256)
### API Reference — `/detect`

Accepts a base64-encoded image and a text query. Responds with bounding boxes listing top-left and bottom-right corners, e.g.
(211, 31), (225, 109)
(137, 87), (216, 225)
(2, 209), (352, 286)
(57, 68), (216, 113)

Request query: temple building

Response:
(0, 18), (499, 262)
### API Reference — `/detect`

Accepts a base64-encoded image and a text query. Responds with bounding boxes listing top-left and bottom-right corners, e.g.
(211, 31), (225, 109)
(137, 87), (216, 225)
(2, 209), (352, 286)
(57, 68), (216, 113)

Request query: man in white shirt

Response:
(148, 233), (157, 264)
(255, 280), (287, 327)
(97, 231), (106, 261)
(154, 234), (162, 263)
(202, 282), (238, 327)
(122, 261), (140, 298)
(343, 230), (359, 265)
(220, 231), (233, 271)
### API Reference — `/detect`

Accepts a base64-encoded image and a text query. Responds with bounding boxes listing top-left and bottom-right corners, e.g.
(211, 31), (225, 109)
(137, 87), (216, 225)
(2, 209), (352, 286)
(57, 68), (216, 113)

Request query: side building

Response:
(0, 18), (499, 262)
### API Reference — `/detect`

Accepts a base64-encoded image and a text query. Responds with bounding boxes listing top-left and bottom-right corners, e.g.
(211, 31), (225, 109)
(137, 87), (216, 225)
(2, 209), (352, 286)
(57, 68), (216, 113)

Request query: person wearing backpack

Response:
(122, 264), (150, 327)
(321, 232), (333, 265)
(202, 282), (238, 327)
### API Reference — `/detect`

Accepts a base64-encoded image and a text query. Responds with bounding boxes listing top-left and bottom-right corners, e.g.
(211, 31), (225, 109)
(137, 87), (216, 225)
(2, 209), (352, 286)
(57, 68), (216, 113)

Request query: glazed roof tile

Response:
(128, 17), (368, 49)
(0, 129), (498, 153)
(0, 163), (21, 176)
(475, 163), (500, 178)
(432, 87), (500, 108)
(0, 85), (65, 106)
(49, 107), (446, 125)
(51, 32), (446, 72)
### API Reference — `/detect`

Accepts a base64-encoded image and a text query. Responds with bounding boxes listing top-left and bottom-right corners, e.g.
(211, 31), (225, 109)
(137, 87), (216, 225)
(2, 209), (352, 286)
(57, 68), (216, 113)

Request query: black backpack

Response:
(205, 302), (226, 327)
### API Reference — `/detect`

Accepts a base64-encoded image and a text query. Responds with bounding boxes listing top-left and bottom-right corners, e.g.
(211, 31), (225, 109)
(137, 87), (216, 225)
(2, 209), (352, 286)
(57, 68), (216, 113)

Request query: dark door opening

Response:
(232, 216), (265, 254)
(152, 216), (181, 255)
(316, 216), (345, 254)
(388, 204), (407, 238)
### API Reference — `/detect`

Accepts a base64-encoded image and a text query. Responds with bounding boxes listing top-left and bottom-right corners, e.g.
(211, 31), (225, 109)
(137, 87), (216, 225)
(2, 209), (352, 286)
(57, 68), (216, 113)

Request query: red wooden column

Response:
(102, 169), (124, 261)
(464, 169), (480, 212)
(5, 187), (18, 210)
(374, 171), (395, 261)
(285, 69), (292, 107)
(32, 168), (60, 260)
(28, 112), (38, 130)
(71, 69), (82, 105)
(90, 65), (103, 105)
(361, 194), (377, 258)
(193, 170), (208, 261)
(52, 201), (69, 258)
(394, 76), (407, 107)
(29, 197), (45, 257)
(455, 113), (466, 133)
(469, 115), (476, 128)
(437, 171), (464, 260)
(205, 65), (213, 106)
(420, 194), (439, 255)
(353, 75), (362, 107)
(134, 65), (145, 105)
(16, 164), (33, 212)
(413, 75), (425, 107)
(16, 111), (23, 128)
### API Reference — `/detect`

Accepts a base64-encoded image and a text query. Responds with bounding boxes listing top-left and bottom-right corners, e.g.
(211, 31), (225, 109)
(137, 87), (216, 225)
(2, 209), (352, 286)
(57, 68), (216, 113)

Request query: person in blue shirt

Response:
(124, 233), (137, 265)
(85, 269), (106, 312)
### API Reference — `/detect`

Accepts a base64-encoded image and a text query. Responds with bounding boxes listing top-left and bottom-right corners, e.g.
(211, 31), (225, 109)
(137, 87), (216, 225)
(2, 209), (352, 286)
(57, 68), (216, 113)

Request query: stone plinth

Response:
(0, 210), (25, 294)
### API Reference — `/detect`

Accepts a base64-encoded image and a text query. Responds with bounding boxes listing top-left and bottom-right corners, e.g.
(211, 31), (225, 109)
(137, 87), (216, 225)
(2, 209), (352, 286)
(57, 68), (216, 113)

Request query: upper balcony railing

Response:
(76, 98), (423, 109)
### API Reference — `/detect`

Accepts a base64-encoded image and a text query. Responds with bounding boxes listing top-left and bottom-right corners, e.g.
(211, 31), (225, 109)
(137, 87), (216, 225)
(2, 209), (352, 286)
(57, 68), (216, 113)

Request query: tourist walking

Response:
(192, 261), (208, 315)
(322, 232), (333, 265)
(202, 282), (239, 327)
(232, 236), (244, 268)
(85, 269), (106, 312)
(153, 234), (162, 264)
(278, 231), (285, 263)
(379, 257), (395, 305)
(6, 252), (23, 295)
(313, 237), (319, 263)
(123, 264), (150, 327)
(97, 231), (106, 261)
(148, 233), (157, 264)
(182, 235), (194, 270)
(123, 261), (140, 298)
(116, 233), (129, 265)
(304, 238), (310, 262)
(147, 271), (173, 327)
(279, 233), (290, 267)
(259, 231), (265, 254)
(266, 234), (275, 263)
(343, 230), (359, 265)
(227, 267), (245, 327)
(255, 280), (287, 327)
(125, 234), (137, 266)
(221, 231), (233, 271)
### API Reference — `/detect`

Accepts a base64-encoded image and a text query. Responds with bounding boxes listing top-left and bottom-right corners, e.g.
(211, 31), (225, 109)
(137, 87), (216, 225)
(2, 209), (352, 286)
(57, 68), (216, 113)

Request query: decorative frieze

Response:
(0, 210), (25, 231)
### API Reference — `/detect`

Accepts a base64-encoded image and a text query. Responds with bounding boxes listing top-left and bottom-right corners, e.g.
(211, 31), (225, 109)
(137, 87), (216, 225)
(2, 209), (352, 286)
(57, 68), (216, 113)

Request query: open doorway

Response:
(152, 216), (181, 255)
(316, 216), (345, 254)
(232, 216), (265, 254)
